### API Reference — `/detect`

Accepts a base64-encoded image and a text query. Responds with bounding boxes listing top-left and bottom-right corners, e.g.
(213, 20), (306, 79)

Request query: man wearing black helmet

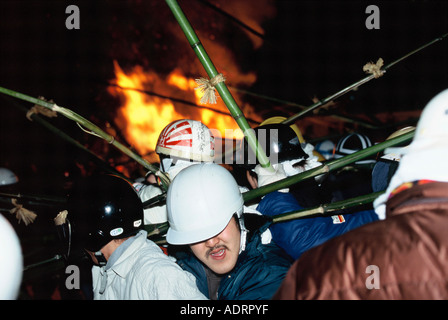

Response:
(66, 174), (206, 300)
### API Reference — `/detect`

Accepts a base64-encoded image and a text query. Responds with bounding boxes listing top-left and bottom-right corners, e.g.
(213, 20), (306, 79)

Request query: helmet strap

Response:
(94, 250), (108, 267)
(236, 209), (247, 253)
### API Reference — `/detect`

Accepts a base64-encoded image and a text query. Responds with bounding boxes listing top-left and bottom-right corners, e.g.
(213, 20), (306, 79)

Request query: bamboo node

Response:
(26, 96), (58, 121)
(363, 58), (385, 78)
(194, 73), (226, 104)
(10, 198), (37, 226)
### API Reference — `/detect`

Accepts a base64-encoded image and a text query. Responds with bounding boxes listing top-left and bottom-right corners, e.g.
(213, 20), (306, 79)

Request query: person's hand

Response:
(254, 163), (289, 192)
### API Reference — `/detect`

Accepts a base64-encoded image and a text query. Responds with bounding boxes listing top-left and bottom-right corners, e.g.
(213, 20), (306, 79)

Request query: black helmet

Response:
(334, 132), (376, 165)
(68, 174), (144, 252)
(236, 123), (308, 169)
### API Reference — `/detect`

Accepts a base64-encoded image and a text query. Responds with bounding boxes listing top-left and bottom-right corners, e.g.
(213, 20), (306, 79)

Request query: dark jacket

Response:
(273, 181), (448, 299)
(257, 191), (378, 260)
(174, 214), (293, 300)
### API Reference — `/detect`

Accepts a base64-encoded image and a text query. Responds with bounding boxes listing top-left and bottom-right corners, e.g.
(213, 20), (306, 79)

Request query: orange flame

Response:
(108, 61), (249, 163)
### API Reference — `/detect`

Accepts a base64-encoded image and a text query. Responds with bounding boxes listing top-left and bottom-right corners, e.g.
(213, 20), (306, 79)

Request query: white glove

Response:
(254, 163), (289, 192)
(137, 184), (167, 224)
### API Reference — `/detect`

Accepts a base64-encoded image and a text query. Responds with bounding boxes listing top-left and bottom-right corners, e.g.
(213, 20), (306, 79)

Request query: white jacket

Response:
(91, 230), (207, 300)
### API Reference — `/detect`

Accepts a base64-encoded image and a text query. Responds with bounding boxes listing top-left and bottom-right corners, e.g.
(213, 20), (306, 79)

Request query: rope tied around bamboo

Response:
(10, 198), (37, 226)
(195, 73), (226, 104)
(26, 96), (58, 121)
(363, 58), (385, 78)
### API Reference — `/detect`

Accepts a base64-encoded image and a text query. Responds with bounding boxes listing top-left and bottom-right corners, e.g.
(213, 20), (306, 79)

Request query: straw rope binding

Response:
(363, 58), (385, 78)
(195, 73), (226, 104)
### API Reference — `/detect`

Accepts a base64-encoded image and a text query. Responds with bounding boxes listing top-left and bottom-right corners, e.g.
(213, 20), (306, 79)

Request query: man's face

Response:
(190, 217), (241, 275)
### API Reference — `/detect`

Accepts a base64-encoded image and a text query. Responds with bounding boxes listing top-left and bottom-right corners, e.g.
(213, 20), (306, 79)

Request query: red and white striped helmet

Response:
(155, 119), (215, 162)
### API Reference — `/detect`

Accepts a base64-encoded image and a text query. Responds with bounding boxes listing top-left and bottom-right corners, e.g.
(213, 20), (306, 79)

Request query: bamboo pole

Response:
(0, 86), (171, 190)
(23, 254), (63, 271)
(282, 32), (448, 125)
(229, 86), (381, 129)
(142, 192), (166, 209)
(165, 0), (273, 171)
(143, 119), (414, 224)
(0, 191), (65, 204)
(1, 95), (126, 179)
(108, 83), (261, 124)
(272, 191), (384, 224)
(144, 129), (413, 238)
(243, 127), (414, 203)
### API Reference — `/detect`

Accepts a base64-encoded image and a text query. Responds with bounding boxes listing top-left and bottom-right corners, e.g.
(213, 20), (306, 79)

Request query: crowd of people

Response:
(1, 88), (447, 300)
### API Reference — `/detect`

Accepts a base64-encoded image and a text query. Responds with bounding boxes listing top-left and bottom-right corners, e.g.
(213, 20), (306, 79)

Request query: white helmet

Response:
(155, 119), (215, 162)
(373, 89), (448, 220)
(166, 163), (243, 245)
(0, 214), (23, 299)
(412, 89), (448, 149)
(0, 168), (19, 186)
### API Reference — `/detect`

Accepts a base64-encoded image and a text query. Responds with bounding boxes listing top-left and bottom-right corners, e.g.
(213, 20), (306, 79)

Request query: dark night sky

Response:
(0, 0), (447, 193)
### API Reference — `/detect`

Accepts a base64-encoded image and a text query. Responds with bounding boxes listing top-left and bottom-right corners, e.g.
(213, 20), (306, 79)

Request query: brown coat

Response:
(273, 181), (448, 300)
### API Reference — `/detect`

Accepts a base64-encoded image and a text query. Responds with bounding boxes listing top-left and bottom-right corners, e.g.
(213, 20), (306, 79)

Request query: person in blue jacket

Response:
(236, 123), (378, 260)
(165, 163), (292, 300)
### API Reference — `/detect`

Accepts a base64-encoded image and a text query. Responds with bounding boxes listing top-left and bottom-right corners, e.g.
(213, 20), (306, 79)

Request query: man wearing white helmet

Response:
(166, 163), (292, 300)
(0, 167), (19, 186)
(274, 89), (448, 300)
(0, 214), (23, 299)
(134, 119), (215, 225)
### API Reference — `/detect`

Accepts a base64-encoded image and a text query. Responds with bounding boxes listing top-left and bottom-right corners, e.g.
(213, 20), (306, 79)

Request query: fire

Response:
(108, 61), (183, 162)
(108, 61), (247, 163)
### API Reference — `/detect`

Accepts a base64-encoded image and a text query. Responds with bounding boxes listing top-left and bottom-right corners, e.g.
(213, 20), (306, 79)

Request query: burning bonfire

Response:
(107, 61), (262, 164)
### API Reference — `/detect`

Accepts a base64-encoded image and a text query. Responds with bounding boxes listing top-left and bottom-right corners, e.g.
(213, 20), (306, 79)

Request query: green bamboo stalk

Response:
(108, 83), (261, 124)
(282, 32), (448, 125)
(142, 192), (166, 209)
(142, 129), (413, 237)
(2, 95), (126, 179)
(272, 191), (384, 224)
(0, 191), (65, 204)
(165, 0), (273, 171)
(229, 85), (380, 129)
(23, 254), (63, 271)
(243, 128), (414, 203)
(0, 86), (171, 190)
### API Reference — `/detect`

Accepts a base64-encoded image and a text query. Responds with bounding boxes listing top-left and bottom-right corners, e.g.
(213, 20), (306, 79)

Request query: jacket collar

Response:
(386, 181), (448, 218)
(104, 230), (147, 278)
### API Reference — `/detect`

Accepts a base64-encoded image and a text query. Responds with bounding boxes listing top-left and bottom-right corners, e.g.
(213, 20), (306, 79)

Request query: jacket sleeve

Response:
(257, 192), (378, 260)
(139, 257), (208, 300)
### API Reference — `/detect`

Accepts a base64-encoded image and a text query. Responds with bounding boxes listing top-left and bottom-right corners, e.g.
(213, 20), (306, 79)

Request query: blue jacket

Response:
(174, 215), (293, 300)
(257, 191), (379, 260)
